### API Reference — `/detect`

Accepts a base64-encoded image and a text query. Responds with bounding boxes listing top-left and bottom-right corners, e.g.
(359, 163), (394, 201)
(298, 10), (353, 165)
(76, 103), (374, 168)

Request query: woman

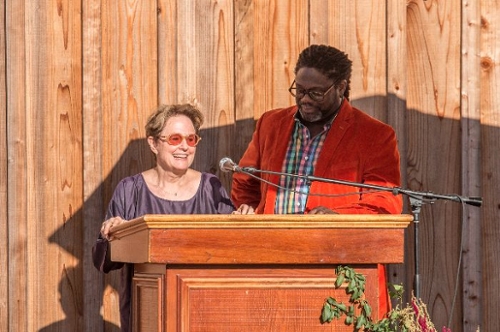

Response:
(92, 104), (236, 332)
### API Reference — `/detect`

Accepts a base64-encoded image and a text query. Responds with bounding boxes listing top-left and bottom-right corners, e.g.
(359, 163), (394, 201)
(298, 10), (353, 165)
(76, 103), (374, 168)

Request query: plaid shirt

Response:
(274, 115), (333, 214)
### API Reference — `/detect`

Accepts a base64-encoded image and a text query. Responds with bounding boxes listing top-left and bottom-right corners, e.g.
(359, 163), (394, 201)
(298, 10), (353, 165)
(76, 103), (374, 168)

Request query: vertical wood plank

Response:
(352, 0), (388, 107)
(386, 0), (410, 297)
(100, 0), (159, 328)
(82, 0), (107, 331)
(479, 1), (500, 331)
(311, 0), (388, 120)
(407, 0), (463, 329)
(0, 0), (7, 329)
(232, 0), (308, 186)
(176, 0), (197, 104)
(252, 0), (308, 117)
(25, 9), (39, 323)
(26, 0), (84, 330)
(309, 0), (329, 45)
(231, 0), (256, 187)
(158, 0), (178, 105)
(176, 0), (235, 176)
(461, 0), (482, 331)
(101, 0), (158, 196)
(5, 1), (28, 331)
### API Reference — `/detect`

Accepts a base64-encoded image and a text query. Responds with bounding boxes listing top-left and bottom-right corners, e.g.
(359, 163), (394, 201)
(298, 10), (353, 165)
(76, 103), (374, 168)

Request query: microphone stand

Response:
(240, 167), (482, 297)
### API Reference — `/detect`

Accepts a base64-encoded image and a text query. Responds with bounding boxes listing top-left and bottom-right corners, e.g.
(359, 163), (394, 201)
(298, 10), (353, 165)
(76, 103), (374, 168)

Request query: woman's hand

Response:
(100, 216), (127, 241)
(232, 204), (255, 215)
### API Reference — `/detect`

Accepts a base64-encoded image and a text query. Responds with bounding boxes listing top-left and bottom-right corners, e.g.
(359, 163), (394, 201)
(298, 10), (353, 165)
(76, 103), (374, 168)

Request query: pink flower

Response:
(411, 298), (420, 316)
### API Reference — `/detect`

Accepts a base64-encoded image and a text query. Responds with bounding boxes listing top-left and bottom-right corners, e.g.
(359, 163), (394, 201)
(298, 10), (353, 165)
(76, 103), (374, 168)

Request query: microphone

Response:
(462, 196), (483, 207)
(219, 157), (242, 173)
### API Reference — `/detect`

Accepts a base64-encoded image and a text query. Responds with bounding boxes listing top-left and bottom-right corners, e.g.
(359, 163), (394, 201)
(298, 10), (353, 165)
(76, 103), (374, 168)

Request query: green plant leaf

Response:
(335, 302), (347, 312)
(363, 302), (372, 317)
(321, 303), (333, 323)
(347, 279), (356, 292)
(326, 297), (336, 305)
(348, 305), (355, 315)
(321, 265), (441, 332)
(355, 315), (365, 330)
(335, 274), (345, 288)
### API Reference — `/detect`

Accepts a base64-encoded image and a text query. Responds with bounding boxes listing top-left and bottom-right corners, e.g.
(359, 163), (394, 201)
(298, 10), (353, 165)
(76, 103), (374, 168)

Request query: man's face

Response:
(293, 67), (345, 122)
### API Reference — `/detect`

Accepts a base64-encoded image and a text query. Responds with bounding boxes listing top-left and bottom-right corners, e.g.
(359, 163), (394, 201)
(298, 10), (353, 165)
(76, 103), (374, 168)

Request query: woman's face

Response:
(151, 115), (197, 173)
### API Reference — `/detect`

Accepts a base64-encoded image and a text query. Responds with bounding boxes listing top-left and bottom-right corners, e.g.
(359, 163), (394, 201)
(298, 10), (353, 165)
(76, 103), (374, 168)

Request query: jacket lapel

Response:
(264, 106), (297, 171)
(314, 101), (354, 177)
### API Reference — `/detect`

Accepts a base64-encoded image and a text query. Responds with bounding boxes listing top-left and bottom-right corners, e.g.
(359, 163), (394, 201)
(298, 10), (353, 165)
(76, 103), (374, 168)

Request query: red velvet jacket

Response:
(232, 101), (403, 214)
(232, 101), (404, 316)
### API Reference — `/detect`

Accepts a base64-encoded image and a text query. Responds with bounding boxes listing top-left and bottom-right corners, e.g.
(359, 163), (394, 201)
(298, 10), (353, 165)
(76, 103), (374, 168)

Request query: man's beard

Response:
(298, 105), (324, 122)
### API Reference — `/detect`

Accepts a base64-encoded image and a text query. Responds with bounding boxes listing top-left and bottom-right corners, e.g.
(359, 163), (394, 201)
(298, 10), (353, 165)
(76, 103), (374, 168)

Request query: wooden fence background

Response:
(0, 0), (498, 331)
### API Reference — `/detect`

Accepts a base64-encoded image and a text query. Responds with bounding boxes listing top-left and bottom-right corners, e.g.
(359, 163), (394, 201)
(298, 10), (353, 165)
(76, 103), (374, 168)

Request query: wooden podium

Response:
(109, 214), (412, 332)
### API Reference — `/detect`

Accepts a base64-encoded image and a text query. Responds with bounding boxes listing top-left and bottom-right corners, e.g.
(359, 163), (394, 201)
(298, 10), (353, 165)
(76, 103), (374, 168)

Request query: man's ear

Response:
(337, 79), (347, 96)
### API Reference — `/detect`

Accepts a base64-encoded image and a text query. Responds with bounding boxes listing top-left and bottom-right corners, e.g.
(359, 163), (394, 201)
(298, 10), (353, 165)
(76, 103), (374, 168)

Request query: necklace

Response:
(161, 187), (178, 196)
(154, 168), (185, 197)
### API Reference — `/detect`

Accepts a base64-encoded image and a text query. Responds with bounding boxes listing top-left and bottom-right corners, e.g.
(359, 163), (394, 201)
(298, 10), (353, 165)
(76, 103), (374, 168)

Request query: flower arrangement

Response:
(320, 265), (452, 332)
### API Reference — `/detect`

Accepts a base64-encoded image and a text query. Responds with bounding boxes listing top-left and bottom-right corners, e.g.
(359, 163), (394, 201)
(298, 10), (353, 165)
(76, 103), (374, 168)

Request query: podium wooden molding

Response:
(110, 214), (412, 332)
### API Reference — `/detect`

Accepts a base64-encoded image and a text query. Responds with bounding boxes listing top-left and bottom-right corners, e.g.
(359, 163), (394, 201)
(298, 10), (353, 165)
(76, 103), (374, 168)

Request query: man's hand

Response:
(307, 206), (339, 214)
(232, 204), (255, 215)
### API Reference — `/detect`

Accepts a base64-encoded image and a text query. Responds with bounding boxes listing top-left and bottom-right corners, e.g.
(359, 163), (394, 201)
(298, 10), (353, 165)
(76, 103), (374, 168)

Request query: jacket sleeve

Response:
(91, 178), (131, 273)
(336, 127), (402, 214)
(231, 117), (265, 209)
(92, 235), (124, 273)
(307, 124), (403, 214)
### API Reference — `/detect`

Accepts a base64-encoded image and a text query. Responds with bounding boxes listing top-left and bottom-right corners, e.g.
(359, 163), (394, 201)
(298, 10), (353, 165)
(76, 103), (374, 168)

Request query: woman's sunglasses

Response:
(157, 133), (201, 147)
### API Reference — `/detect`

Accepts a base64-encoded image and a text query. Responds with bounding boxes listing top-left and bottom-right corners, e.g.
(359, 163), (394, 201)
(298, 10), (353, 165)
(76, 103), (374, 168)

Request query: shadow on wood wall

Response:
(46, 95), (491, 331)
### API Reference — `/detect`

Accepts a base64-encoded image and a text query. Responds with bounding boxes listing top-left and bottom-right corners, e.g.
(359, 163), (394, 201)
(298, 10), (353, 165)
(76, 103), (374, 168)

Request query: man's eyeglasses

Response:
(157, 133), (202, 147)
(288, 80), (336, 102)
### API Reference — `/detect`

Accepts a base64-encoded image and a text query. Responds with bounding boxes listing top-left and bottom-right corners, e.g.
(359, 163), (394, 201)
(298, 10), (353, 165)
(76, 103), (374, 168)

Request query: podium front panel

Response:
(134, 264), (381, 332)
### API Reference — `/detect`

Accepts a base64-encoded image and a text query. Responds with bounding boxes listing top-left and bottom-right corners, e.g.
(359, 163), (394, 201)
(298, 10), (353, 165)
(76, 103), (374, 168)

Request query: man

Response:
(231, 44), (403, 313)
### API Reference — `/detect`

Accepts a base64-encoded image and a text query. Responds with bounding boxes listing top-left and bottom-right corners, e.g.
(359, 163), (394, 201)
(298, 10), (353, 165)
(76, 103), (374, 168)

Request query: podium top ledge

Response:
(110, 214), (413, 239)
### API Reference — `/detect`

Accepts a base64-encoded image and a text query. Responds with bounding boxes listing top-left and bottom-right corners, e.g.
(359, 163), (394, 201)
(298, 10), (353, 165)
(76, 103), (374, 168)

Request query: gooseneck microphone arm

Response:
(241, 166), (482, 207)
(221, 157), (483, 299)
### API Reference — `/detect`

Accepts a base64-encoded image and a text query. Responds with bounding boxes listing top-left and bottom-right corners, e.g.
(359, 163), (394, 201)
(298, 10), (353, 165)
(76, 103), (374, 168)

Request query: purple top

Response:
(92, 172), (235, 332)
(106, 172), (235, 219)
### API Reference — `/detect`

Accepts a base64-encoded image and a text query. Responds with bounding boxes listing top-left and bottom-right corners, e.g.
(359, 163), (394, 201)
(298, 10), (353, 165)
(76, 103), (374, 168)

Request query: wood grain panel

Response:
(176, 0), (235, 176)
(101, 0), (158, 196)
(232, 0), (257, 184)
(19, 0), (85, 330)
(168, 267), (379, 332)
(0, 0), (497, 331)
(346, 0), (388, 120)
(309, 0), (330, 44)
(407, 0), (463, 329)
(100, 0), (159, 328)
(386, 0), (410, 305)
(5, 0), (28, 330)
(109, 214), (411, 265)
(158, 0), (178, 105)
(479, 1), (500, 331)
(252, 0), (308, 116)
(148, 228), (405, 264)
(461, 0), (483, 330)
(133, 271), (165, 332)
(0, 0), (7, 329)
(82, 0), (106, 330)
(311, 0), (387, 120)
